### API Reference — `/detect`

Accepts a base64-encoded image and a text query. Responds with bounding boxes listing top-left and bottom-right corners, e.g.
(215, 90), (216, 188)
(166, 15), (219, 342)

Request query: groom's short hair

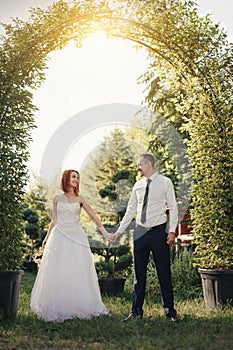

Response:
(139, 154), (155, 167)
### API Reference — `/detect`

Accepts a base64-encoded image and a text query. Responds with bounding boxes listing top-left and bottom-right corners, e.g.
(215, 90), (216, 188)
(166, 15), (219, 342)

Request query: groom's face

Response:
(136, 157), (150, 177)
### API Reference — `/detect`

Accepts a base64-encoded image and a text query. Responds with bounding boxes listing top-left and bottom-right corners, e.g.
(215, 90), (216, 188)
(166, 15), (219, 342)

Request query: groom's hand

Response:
(167, 232), (176, 245)
(113, 232), (120, 243)
(105, 233), (115, 243)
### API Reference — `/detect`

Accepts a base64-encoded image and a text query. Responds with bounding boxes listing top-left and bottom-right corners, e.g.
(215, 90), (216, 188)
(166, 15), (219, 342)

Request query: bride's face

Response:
(69, 171), (79, 188)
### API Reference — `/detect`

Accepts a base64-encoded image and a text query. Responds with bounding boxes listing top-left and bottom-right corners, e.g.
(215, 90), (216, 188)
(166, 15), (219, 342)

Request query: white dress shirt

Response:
(117, 172), (178, 234)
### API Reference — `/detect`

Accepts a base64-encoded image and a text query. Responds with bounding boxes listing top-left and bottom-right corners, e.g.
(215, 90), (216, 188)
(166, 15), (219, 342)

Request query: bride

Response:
(30, 169), (113, 322)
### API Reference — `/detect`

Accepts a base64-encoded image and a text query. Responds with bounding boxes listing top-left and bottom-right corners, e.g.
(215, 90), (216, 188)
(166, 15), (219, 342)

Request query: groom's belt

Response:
(148, 222), (167, 231)
(134, 222), (166, 242)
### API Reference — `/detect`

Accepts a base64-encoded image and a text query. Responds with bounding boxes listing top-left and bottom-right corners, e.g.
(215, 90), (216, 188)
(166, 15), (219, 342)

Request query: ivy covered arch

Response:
(0, 0), (232, 270)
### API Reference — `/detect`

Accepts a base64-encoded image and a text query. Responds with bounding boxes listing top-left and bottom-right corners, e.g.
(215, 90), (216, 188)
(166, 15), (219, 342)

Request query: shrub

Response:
(127, 250), (202, 300)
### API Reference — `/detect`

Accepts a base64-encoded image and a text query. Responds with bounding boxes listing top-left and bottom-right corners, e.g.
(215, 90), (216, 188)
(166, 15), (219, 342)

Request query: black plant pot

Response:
(0, 270), (24, 321)
(98, 277), (126, 296)
(199, 268), (233, 309)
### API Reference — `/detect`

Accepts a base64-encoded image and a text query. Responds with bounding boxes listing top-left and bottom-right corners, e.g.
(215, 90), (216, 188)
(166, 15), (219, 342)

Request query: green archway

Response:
(1, 0), (232, 270)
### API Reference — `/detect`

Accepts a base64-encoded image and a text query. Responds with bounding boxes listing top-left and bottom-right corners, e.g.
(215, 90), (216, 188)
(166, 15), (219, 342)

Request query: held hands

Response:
(103, 231), (115, 243)
(111, 232), (120, 244)
(100, 225), (120, 244)
(100, 227), (115, 243)
(102, 230), (120, 244)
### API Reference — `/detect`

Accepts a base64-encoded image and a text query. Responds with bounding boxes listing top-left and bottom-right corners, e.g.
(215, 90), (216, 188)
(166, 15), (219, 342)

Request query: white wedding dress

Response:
(30, 198), (109, 322)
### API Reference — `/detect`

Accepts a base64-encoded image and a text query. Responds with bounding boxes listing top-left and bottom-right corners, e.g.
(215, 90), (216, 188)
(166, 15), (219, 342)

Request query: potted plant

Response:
(195, 203), (233, 309)
(187, 87), (233, 309)
(0, 241), (24, 321)
(0, 19), (34, 320)
(0, 168), (27, 321)
(0, 210), (25, 321)
(91, 235), (132, 296)
(90, 169), (135, 295)
(184, 46), (233, 309)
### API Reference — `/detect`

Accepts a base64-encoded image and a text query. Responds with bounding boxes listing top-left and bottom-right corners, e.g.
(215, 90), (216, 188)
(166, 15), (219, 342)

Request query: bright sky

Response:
(1, 0), (233, 183)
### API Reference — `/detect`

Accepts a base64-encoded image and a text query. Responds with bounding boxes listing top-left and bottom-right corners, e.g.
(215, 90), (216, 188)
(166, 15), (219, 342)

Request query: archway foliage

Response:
(0, 0), (232, 270)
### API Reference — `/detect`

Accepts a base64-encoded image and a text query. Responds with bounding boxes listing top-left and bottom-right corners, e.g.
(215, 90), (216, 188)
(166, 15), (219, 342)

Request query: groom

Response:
(112, 154), (178, 322)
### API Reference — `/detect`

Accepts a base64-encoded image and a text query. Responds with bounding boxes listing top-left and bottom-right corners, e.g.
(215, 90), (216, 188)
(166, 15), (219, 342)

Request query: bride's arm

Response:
(42, 196), (58, 248)
(79, 196), (113, 241)
(42, 221), (55, 249)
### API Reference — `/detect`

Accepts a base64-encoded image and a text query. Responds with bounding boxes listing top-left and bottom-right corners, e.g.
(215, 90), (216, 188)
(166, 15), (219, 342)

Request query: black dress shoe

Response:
(122, 312), (143, 322)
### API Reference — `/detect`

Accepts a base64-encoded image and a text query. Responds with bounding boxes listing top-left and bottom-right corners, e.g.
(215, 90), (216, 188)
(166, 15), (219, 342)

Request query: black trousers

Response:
(132, 223), (176, 317)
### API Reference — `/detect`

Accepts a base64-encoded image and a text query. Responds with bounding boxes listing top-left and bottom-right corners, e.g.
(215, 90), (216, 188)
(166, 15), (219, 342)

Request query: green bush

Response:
(127, 250), (202, 300)
(171, 251), (202, 299)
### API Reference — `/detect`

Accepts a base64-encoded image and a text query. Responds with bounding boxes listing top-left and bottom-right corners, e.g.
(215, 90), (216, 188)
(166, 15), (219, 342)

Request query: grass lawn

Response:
(0, 272), (233, 350)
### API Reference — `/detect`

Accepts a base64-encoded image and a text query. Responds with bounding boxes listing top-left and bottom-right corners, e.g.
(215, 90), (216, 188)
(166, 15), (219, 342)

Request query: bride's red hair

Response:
(61, 170), (80, 195)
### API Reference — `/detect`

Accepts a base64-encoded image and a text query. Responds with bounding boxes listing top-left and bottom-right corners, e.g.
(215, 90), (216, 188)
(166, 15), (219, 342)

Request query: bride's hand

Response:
(98, 226), (115, 243)
(104, 232), (115, 243)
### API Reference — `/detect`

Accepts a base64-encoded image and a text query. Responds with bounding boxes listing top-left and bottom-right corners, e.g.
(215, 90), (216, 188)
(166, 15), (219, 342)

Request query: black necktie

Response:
(141, 179), (152, 224)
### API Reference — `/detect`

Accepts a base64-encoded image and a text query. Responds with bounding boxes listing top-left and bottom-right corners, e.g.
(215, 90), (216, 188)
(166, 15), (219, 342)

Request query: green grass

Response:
(0, 272), (233, 350)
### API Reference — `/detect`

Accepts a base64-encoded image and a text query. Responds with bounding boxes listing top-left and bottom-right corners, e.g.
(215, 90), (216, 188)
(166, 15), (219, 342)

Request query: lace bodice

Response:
(54, 200), (89, 248)
(56, 202), (81, 226)
(51, 194), (81, 226)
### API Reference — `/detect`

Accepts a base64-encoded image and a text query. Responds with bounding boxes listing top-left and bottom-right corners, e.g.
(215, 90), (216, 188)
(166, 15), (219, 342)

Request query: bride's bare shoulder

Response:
(53, 194), (64, 203)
